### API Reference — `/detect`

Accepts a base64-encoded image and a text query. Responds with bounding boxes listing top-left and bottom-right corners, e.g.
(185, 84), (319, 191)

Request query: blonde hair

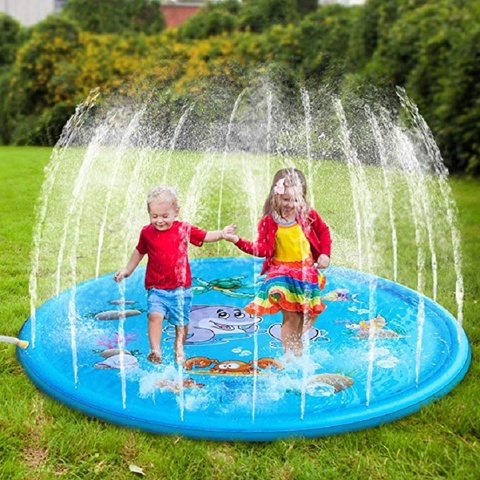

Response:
(263, 168), (308, 218)
(147, 185), (180, 210)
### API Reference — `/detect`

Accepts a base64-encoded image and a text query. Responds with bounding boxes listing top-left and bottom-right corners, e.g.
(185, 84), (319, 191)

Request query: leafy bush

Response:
(9, 16), (81, 116)
(0, 0), (479, 174)
(177, 1), (239, 41)
(0, 14), (26, 67)
(61, 0), (164, 34)
(296, 5), (359, 81)
(239, 0), (299, 33)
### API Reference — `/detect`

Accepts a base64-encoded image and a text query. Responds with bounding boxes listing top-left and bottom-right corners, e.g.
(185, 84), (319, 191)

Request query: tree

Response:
(360, 0), (480, 174)
(7, 16), (81, 144)
(61, 0), (164, 34)
(347, 0), (399, 71)
(239, 0), (299, 33)
(10, 16), (81, 113)
(0, 13), (25, 68)
(296, 0), (317, 15)
(0, 13), (26, 143)
(435, 8), (480, 174)
(177, 1), (240, 41)
(296, 5), (359, 81)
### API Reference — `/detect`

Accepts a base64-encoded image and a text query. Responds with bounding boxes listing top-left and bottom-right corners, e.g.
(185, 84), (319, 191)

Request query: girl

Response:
(224, 168), (331, 357)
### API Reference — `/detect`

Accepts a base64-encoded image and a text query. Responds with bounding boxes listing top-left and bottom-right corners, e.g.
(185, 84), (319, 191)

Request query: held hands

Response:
(222, 223), (239, 243)
(317, 254), (330, 269)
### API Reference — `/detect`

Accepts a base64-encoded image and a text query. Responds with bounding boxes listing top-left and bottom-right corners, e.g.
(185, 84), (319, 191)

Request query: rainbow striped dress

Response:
(244, 219), (326, 317)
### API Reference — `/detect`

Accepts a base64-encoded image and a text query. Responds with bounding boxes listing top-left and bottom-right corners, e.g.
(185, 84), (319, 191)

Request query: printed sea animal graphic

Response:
(267, 323), (329, 344)
(192, 275), (263, 298)
(165, 305), (263, 345)
(93, 332), (140, 369)
(96, 332), (139, 350)
(184, 356), (284, 375)
(94, 348), (139, 369)
(305, 373), (354, 393)
(346, 315), (401, 339)
(109, 299), (136, 305)
(94, 309), (142, 320)
(184, 356), (354, 394)
(322, 288), (356, 302)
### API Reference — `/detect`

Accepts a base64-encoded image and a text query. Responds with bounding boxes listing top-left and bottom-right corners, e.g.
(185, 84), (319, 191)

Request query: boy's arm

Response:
(203, 223), (237, 243)
(114, 248), (145, 282)
(203, 230), (225, 242)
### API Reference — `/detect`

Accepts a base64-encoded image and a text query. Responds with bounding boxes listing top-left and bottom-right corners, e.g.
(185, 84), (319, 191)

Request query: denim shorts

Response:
(147, 287), (193, 327)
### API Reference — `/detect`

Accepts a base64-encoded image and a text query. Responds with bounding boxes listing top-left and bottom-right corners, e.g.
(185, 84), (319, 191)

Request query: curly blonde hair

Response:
(147, 185), (180, 210)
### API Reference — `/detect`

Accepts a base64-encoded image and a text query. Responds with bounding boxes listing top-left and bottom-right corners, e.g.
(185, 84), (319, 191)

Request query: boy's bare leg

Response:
(174, 325), (188, 364)
(281, 310), (303, 357)
(147, 312), (163, 364)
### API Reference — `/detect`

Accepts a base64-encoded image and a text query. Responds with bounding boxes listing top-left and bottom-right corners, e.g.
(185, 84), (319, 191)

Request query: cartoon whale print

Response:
(165, 305), (263, 345)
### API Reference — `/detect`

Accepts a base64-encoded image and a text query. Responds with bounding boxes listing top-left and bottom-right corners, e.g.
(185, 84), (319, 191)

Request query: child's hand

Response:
(225, 223), (236, 234)
(317, 254), (330, 269)
(114, 269), (129, 282)
(222, 224), (239, 243)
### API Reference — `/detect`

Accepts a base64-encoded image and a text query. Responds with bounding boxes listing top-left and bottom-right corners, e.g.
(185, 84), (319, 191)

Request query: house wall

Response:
(0, 0), (201, 29)
(0, 0), (65, 26)
(161, 4), (201, 29)
(0, 1), (364, 29)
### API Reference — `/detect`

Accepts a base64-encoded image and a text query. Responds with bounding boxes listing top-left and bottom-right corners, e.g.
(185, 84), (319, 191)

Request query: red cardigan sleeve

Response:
(308, 210), (332, 258)
(234, 211), (331, 264)
(234, 216), (273, 258)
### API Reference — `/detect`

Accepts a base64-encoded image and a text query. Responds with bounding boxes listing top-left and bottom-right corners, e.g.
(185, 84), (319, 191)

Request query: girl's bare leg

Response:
(281, 310), (304, 356)
(147, 312), (164, 364)
(302, 314), (318, 334)
(174, 325), (188, 364)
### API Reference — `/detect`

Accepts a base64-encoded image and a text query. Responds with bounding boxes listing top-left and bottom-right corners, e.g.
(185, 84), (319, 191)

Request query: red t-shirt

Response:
(135, 221), (207, 290)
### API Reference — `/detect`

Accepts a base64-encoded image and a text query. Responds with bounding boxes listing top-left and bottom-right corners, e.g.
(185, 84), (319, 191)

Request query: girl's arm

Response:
(114, 248), (145, 282)
(224, 218), (271, 258)
(317, 254), (330, 269)
(318, 221), (332, 257)
(309, 211), (332, 268)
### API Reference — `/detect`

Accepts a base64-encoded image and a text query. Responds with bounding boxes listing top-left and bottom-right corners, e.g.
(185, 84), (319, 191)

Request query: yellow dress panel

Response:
(273, 223), (311, 262)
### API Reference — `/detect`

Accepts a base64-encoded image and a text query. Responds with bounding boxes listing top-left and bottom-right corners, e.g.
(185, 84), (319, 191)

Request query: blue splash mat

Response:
(17, 257), (470, 441)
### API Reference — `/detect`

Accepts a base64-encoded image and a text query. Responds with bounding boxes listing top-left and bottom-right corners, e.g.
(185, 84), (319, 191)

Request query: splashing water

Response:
(28, 88), (100, 347)
(397, 89), (464, 324)
(27, 81), (464, 416)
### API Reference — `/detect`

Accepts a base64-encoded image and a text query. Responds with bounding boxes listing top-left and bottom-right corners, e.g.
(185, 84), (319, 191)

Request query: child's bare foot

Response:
(175, 349), (186, 365)
(147, 350), (162, 364)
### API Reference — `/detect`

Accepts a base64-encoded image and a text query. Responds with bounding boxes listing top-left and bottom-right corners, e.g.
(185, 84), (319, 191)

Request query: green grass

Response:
(0, 146), (479, 480)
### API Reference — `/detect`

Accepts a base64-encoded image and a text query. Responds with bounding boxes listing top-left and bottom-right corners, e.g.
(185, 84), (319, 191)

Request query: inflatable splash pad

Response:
(18, 257), (470, 441)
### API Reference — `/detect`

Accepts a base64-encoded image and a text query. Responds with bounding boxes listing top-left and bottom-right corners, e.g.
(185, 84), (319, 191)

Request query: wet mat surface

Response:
(18, 257), (470, 440)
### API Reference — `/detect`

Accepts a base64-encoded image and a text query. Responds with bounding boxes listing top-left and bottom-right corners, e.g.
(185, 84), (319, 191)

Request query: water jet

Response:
(17, 82), (470, 440)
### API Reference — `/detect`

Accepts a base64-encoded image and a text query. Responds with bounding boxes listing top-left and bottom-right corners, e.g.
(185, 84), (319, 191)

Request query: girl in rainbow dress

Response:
(224, 168), (332, 357)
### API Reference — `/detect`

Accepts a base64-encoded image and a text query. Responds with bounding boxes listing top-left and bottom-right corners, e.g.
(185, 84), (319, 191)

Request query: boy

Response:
(114, 185), (231, 365)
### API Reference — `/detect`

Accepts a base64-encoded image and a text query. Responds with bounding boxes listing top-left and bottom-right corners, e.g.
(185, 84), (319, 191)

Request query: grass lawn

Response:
(0, 146), (479, 479)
